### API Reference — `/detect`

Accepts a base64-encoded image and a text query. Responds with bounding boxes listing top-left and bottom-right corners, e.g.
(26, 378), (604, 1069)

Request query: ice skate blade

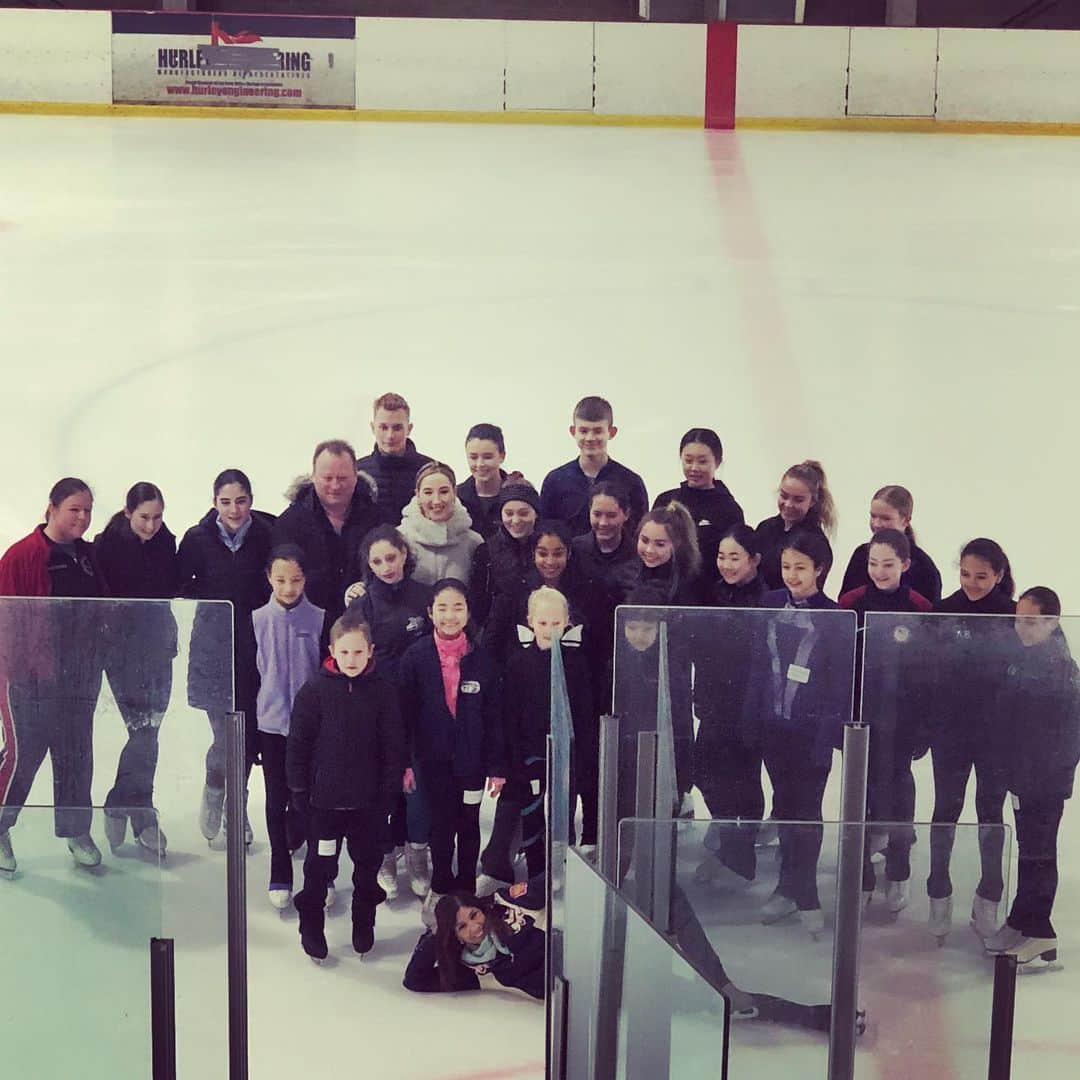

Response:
(1017, 956), (1063, 973)
(0, 868), (15, 882)
(1017, 949), (1058, 965)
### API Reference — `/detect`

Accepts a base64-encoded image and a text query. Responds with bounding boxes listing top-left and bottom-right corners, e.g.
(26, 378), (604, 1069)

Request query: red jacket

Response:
(0, 527), (54, 598)
(0, 528), (59, 683)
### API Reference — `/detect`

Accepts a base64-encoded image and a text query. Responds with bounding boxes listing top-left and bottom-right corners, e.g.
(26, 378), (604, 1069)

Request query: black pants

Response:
(764, 739), (830, 911)
(519, 773), (547, 882)
(695, 726), (764, 882)
(860, 756), (917, 888)
(0, 676), (101, 838)
(423, 766), (484, 895)
(294, 806), (386, 932)
(103, 651), (171, 834)
(258, 733), (306, 890)
(573, 714), (600, 847)
(385, 791), (408, 853)
(927, 737), (1007, 901)
(1007, 796), (1063, 940)
(480, 786), (523, 880)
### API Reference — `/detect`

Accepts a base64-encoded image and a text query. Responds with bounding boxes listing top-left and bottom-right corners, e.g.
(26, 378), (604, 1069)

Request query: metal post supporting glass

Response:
(828, 722), (869, 1080)
(547, 632), (574, 1075)
(225, 711), (248, 1080)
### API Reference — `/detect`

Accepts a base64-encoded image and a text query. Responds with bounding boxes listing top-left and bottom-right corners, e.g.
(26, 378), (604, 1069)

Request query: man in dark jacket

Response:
(356, 392), (433, 526)
(273, 440), (383, 627)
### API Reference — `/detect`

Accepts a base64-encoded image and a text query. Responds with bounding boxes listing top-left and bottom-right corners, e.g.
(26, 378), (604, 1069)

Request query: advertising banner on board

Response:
(112, 13), (356, 109)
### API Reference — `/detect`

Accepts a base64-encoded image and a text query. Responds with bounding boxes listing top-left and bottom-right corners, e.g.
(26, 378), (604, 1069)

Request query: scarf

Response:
(216, 515), (252, 553)
(461, 931), (511, 968)
(766, 597), (818, 721)
(434, 632), (469, 717)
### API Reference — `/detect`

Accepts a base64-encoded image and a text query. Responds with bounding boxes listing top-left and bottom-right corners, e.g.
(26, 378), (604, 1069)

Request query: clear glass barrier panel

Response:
(612, 604), (857, 824)
(0, 805), (162, 1079)
(562, 848), (728, 1080)
(0, 597), (234, 1078)
(617, 818), (1011, 1078)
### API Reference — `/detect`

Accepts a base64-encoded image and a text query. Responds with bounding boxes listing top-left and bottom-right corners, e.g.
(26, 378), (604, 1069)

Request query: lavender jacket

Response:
(253, 595), (325, 736)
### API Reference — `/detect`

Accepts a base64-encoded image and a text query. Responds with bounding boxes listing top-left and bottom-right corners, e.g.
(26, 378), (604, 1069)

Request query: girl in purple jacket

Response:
(252, 544), (325, 909)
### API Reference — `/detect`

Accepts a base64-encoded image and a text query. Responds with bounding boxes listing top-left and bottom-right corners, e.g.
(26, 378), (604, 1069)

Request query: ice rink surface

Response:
(2, 114), (1080, 1078)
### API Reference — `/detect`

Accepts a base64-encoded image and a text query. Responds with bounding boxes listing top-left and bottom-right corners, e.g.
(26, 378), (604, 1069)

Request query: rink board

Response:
(6, 13), (1080, 126)
(111, 13), (356, 110)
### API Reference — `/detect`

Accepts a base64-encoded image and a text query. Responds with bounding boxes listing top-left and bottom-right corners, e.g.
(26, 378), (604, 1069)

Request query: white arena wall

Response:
(1, 10), (1080, 129)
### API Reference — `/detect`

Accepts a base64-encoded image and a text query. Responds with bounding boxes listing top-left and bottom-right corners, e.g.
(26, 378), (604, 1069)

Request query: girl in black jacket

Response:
(399, 580), (506, 925)
(178, 468), (274, 847)
(485, 523), (608, 844)
(839, 485), (942, 604)
(629, 500), (705, 607)
(694, 525), (767, 886)
(839, 529), (934, 914)
(756, 460), (836, 591)
(612, 585), (695, 875)
(94, 482), (180, 857)
(468, 480), (539, 629)
(404, 893), (545, 999)
(985, 588), (1080, 964)
(346, 524), (433, 901)
(743, 530), (854, 937)
(652, 428), (744, 584)
(491, 586), (593, 883)
(570, 482), (639, 599)
(482, 519), (610, 671)
(926, 538), (1016, 943)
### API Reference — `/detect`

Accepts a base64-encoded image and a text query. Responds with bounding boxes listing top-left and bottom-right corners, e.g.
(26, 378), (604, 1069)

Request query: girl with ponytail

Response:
(756, 461), (835, 591)
(840, 485), (942, 603)
(632, 500), (703, 606)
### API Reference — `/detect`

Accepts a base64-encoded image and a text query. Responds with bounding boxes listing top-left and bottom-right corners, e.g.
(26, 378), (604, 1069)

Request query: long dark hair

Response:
(783, 528), (833, 585)
(359, 524), (416, 582)
(960, 538), (1015, 600)
(433, 893), (515, 991)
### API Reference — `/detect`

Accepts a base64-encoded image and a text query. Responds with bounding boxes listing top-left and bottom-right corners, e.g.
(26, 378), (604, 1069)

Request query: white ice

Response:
(2, 115), (1079, 1078)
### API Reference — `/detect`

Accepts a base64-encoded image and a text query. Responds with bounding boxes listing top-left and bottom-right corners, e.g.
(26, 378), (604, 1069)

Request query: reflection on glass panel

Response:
(562, 849), (728, 1080)
(863, 611), (1077, 961)
(612, 604), (857, 842)
(0, 597), (234, 1079)
(0, 805), (162, 1080)
(617, 818), (1011, 1077)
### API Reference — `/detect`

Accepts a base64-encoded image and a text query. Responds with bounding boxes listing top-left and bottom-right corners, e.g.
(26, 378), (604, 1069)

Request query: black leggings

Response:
(695, 727), (764, 882)
(764, 745), (830, 912)
(259, 732), (306, 890)
(927, 737), (1007, 901)
(423, 765), (484, 895)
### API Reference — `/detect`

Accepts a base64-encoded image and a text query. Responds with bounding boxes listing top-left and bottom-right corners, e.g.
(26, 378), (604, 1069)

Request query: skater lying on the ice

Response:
(403, 892), (546, 999)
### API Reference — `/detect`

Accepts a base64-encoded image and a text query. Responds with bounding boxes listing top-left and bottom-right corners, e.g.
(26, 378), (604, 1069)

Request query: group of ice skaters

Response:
(0, 390), (1076, 1001)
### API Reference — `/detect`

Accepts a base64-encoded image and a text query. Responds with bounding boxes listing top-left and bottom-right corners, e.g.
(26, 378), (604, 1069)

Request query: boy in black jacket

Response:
(287, 615), (405, 961)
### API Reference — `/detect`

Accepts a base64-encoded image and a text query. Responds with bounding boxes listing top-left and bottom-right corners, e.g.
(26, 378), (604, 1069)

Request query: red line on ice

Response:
(433, 1062), (544, 1080)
